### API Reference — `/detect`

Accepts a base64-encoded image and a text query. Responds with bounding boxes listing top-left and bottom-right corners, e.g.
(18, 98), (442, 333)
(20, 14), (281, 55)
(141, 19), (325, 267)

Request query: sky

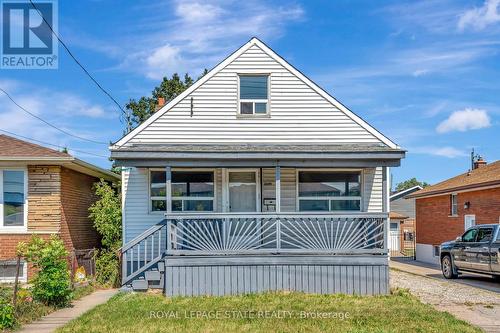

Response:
(0, 0), (499, 188)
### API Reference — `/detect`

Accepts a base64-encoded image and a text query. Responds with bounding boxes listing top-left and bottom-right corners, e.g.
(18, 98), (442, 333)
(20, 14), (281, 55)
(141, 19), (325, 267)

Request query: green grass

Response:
(57, 289), (480, 333)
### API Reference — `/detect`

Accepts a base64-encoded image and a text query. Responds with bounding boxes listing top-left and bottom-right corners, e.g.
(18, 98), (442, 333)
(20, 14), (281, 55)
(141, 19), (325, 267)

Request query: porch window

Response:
(0, 170), (27, 230)
(150, 170), (214, 212)
(298, 171), (361, 212)
(239, 75), (268, 115)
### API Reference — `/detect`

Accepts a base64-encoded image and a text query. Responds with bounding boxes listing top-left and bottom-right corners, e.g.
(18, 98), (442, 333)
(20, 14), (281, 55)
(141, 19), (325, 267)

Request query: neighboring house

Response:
(110, 38), (405, 296)
(408, 158), (500, 265)
(388, 186), (421, 256)
(0, 135), (119, 282)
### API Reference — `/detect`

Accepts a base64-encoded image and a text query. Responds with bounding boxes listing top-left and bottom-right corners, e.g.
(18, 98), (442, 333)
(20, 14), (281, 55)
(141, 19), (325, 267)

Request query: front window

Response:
(298, 171), (361, 212)
(476, 228), (493, 243)
(239, 75), (268, 115)
(1, 170), (27, 230)
(450, 194), (458, 216)
(150, 170), (214, 212)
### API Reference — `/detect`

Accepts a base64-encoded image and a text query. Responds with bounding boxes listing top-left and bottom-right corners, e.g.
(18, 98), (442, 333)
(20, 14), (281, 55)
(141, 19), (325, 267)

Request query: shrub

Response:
(0, 300), (15, 330)
(94, 249), (120, 287)
(17, 236), (72, 307)
(89, 180), (122, 287)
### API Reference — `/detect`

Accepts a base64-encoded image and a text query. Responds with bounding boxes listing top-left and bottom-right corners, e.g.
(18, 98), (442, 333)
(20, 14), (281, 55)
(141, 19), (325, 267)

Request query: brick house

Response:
(407, 158), (500, 265)
(0, 135), (119, 282)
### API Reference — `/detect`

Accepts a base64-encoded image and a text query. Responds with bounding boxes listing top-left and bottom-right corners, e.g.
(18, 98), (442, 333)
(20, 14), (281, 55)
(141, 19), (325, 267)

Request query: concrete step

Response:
(132, 278), (148, 291)
(145, 270), (161, 281)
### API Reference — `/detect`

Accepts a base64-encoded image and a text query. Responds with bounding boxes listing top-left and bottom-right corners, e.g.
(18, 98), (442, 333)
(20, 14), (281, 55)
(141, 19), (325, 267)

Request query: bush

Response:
(89, 180), (122, 287)
(0, 300), (15, 330)
(17, 236), (72, 307)
(94, 249), (120, 287)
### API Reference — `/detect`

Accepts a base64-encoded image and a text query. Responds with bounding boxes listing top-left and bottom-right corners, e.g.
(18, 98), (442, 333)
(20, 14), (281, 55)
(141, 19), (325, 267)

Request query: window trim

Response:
(295, 168), (364, 213)
(449, 193), (458, 217)
(148, 168), (216, 214)
(237, 73), (271, 117)
(0, 168), (28, 233)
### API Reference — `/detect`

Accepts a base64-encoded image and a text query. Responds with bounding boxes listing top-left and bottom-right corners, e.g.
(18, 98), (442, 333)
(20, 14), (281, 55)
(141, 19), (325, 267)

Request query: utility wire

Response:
(0, 88), (108, 145)
(29, 0), (130, 129)
(0, 128), (109, 159)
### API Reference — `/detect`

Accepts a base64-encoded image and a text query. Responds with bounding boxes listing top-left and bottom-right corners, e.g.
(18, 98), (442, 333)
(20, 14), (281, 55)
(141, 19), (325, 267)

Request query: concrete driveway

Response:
(390, 258), (500, 293)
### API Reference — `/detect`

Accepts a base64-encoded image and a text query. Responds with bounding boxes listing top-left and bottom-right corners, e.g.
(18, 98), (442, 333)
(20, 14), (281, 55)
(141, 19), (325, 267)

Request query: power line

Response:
(0, 128), (109, 159)
(0, 88), (108, 145)
(28, 0), (130, 129)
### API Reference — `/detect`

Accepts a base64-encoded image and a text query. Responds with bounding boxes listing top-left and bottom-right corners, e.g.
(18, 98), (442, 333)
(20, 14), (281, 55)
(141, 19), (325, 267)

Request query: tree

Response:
(395, 178), (430, 192)
(124, 70), (208, 133)
(89, 180), (122, 286)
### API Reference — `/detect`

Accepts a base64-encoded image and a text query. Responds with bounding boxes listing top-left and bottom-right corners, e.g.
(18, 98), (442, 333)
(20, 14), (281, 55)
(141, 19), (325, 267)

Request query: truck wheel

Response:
(441, 255), (458, 279)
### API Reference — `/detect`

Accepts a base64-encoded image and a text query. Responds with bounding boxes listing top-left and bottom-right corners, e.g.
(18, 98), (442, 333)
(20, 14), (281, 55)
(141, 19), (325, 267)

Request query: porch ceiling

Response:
(111, 143), (405, 167)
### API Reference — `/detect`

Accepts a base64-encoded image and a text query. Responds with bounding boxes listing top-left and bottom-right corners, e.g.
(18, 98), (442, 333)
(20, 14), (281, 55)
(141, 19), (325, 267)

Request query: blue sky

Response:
(1, 0), (499, 188)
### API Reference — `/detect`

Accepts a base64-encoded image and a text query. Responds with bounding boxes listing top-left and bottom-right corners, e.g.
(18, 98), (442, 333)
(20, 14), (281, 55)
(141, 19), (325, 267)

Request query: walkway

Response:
(18, 289), (118, 333)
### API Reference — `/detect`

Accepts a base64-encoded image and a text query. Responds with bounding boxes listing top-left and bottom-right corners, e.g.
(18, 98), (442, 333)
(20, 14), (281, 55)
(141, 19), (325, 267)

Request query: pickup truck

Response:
(440, 224), (500, 280)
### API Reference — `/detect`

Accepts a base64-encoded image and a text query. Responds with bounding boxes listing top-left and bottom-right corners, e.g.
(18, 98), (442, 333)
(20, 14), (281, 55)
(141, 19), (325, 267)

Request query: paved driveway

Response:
(390, 259), (500, 333)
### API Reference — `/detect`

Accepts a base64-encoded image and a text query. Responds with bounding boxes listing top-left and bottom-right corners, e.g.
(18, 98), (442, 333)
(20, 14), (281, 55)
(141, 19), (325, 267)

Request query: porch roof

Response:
(111, 144), (405, 167)
(111, 143), (405, 168)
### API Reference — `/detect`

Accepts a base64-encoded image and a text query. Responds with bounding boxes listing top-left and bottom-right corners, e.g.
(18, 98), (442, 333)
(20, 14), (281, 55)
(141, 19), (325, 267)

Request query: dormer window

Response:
(239, 75), (269, 115)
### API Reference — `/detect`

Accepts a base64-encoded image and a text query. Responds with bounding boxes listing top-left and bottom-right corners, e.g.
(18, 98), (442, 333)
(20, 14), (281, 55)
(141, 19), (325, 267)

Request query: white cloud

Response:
(0, 80), (113, 146)
(411, 146), (468, 158)
(82, 1), (305, 79)
(458, 0), (500, 31)
(436, 108), (491, 133)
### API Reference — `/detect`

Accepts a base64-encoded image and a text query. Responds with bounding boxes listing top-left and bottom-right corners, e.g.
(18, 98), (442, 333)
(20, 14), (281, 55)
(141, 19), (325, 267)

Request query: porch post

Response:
(275, 165), (281, 213)
(382, 166), (389, 254)
(166, 166), (172, 214)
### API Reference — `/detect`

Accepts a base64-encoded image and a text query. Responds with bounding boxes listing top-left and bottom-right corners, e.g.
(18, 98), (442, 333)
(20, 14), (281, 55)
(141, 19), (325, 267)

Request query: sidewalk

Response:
(18, 289), (118, 333)
(390, 258), (500, 293)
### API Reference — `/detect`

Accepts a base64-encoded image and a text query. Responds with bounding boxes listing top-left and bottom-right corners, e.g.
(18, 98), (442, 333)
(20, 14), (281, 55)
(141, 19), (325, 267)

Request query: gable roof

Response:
(0, 134), (119, 181)
(390, 185), (423, 201)
(407, 160), (500, 199)
(112, 37), (399, 150)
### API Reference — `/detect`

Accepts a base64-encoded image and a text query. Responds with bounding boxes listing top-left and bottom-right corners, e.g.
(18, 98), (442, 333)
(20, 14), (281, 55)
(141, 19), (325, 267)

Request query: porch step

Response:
(132, 278), (148, 292)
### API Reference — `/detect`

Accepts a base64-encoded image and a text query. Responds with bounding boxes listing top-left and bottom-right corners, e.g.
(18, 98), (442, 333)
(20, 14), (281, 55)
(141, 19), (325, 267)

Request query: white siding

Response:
(123, 167), (383, 240)
(124, 45), (383, 146)
(363, 167), (383, 212)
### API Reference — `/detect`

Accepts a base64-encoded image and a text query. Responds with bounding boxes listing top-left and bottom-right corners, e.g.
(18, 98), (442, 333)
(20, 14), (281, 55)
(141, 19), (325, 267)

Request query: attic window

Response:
(239, 75), (269, 115)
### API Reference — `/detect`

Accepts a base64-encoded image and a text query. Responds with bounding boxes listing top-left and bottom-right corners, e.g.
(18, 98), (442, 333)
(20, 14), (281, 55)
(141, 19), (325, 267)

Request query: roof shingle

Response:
(408, 160), (500, 198)
(0, 134), (70, 158)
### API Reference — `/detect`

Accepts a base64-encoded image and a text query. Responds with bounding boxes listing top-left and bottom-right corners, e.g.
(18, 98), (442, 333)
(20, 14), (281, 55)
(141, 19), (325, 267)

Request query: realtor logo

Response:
(1, 0), (58, 69)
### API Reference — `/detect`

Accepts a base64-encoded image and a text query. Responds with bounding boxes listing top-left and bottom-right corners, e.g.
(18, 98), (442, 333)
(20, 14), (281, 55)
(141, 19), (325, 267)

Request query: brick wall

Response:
(60, 167), (101, 251)
(27, 166), (61, 232)
(416, 187), (500, 246)
(0, 233), (52, 279)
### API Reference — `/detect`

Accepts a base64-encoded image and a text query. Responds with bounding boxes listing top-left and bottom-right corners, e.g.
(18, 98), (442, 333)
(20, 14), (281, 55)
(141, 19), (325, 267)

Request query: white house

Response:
(110, 38), (405, 296)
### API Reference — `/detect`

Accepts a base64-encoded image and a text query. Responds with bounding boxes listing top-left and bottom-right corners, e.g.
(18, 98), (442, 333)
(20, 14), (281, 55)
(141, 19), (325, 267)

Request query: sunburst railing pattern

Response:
(165, 213), (386, 256)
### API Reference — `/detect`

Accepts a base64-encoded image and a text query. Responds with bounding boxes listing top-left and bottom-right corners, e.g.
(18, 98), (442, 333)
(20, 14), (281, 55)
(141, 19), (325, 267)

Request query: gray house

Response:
(110, 38), (405, 296)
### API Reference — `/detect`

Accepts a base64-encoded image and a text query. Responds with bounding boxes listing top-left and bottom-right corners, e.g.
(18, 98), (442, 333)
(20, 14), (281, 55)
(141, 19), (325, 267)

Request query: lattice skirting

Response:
(164, 255), (389, 296)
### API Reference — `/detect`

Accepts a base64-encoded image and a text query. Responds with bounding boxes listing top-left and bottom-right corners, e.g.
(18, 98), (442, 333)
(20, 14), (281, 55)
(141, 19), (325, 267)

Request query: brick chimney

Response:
(473, 157), (487, 169)
(156, 97), (166, 111)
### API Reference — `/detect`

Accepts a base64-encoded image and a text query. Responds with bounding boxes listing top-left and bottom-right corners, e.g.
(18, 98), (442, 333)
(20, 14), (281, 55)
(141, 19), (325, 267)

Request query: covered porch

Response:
(116, 144), (403, 295)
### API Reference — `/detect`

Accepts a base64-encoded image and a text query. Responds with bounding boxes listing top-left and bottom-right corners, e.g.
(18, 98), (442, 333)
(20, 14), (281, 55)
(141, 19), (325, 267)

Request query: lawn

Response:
(57, 289), (480, 333)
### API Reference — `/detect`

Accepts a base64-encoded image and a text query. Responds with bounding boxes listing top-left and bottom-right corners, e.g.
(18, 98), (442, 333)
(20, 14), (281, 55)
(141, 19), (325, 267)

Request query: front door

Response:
(227, 170), (260, 212)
